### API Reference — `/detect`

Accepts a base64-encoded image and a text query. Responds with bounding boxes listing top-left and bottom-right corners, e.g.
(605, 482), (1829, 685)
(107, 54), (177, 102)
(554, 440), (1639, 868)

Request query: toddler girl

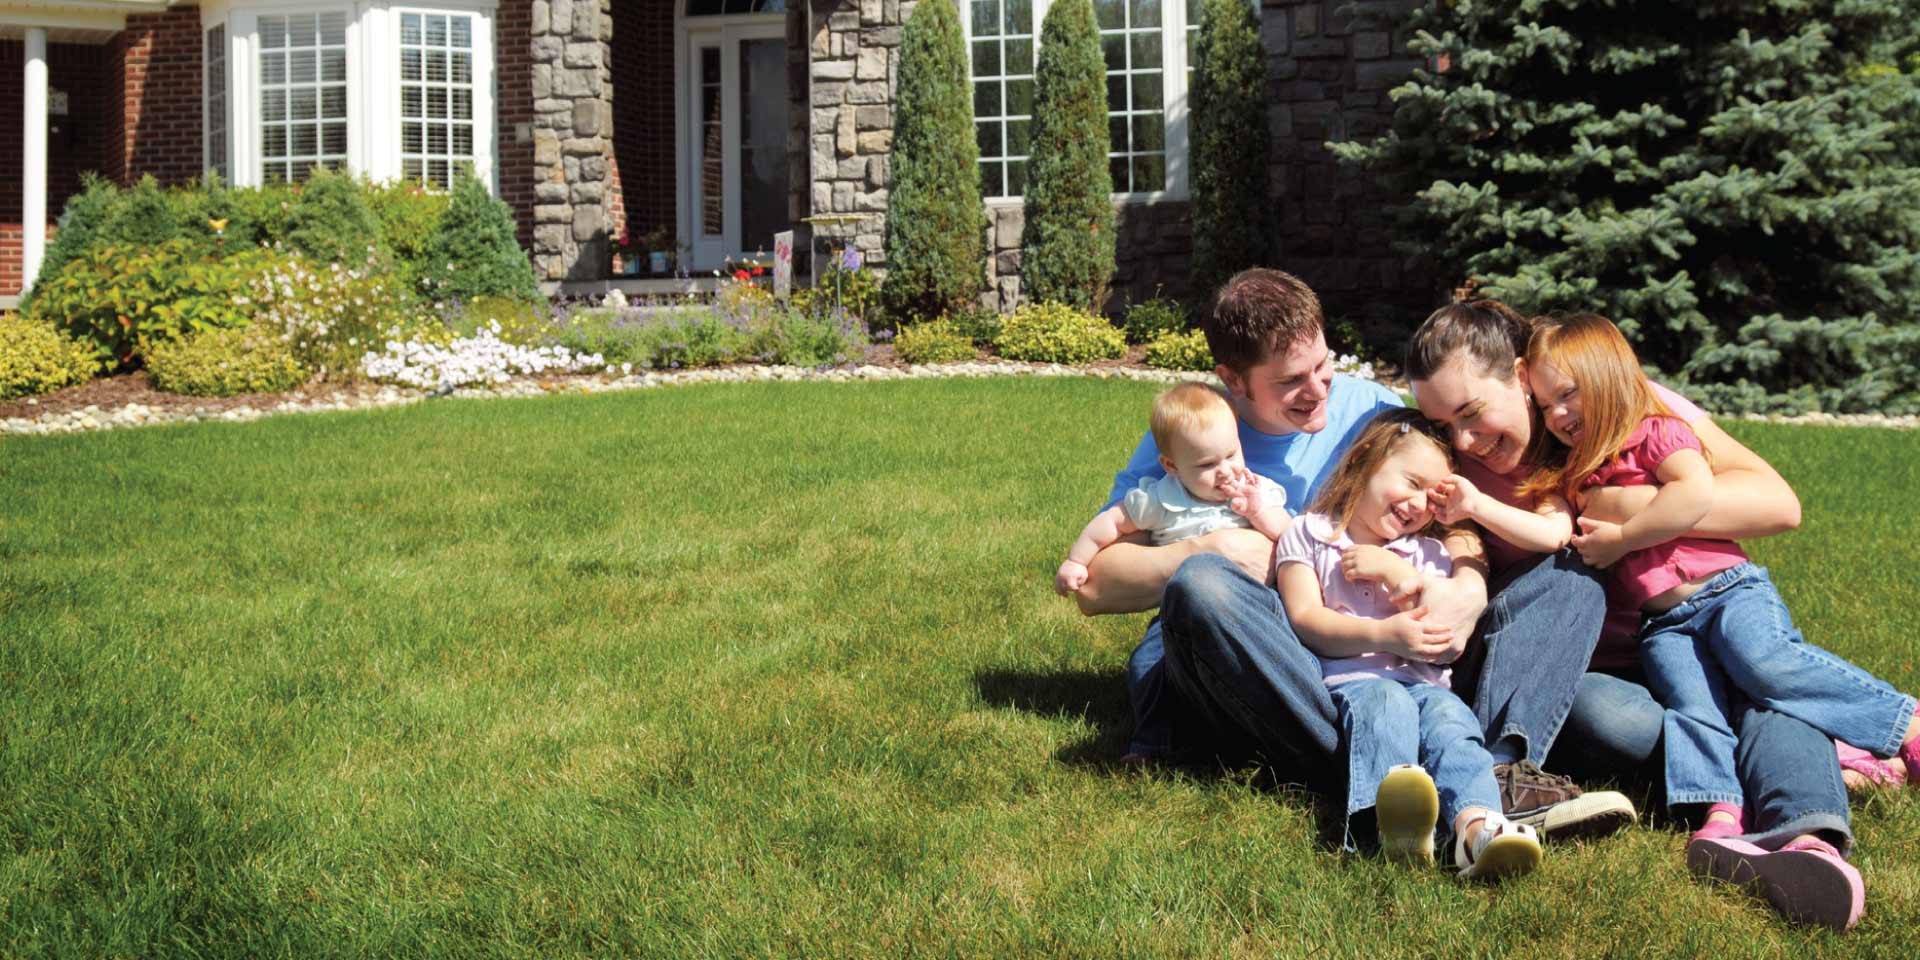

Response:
(1056, 382), (1289, 596)
(1519, 312), (1915, 925)
(1275, 407), (1541, 880)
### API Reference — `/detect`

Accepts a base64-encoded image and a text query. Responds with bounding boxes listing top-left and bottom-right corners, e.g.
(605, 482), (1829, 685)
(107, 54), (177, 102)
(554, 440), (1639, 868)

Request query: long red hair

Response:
(1516, 313), (1677, 504)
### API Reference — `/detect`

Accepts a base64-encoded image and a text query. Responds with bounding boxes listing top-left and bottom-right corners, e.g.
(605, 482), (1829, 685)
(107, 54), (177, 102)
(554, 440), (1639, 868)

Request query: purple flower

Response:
(838, 247), (863, 272)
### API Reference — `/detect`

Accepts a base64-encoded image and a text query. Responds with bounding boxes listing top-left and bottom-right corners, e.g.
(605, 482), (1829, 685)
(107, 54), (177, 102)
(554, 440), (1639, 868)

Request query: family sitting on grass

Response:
(1054, 269), (1920, 931)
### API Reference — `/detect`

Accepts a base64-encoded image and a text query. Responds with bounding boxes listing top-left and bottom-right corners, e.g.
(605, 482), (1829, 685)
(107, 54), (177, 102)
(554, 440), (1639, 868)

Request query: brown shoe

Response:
(1494, 760), (1636, 843)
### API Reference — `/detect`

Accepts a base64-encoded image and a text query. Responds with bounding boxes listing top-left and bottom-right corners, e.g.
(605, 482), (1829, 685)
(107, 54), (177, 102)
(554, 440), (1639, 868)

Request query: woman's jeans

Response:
(1640, 563), (1917, 808)
(1331, 677), (1503, 849)
(1125, 548), (1605, 789)
(1553, 669), (1855, 853)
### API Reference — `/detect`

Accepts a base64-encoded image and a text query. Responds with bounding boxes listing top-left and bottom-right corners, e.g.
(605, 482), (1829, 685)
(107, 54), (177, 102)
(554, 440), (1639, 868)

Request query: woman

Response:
(1406, 293), (1858, 930)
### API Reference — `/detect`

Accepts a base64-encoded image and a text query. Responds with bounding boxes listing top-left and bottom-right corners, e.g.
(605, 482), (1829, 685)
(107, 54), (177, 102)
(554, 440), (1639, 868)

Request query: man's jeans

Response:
(1332, 677), (1503, 849)
(1127, 548), (1605, 787)
(1553, 670), (1854, 853)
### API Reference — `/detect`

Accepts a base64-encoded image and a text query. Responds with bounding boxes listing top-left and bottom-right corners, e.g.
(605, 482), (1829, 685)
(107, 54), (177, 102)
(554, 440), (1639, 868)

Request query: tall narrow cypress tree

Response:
(1189, 0), (1271, 298)
(881, 0), (988, 321)
(1020, 0), (1114, 310)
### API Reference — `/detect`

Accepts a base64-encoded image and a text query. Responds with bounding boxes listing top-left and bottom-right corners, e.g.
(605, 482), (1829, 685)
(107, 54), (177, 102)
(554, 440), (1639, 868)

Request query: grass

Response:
(2, 377), (1918, 957)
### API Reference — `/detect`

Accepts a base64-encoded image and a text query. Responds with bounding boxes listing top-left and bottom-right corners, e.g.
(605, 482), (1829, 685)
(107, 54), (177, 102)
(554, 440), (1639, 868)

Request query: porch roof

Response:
(0, 1), (176, 44)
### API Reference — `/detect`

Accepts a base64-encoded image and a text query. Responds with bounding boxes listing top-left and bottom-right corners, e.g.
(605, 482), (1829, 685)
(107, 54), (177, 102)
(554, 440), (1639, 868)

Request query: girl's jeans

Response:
(1126, 548), (1605, 784)
(1640, 562), (1916, 809)
(1330, 677), (1503, 850)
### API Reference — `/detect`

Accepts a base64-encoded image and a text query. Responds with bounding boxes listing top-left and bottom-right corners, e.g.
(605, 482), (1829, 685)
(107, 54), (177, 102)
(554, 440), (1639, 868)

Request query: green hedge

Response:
(0, 314), (100, 400)
(995, 302), (1124, 363)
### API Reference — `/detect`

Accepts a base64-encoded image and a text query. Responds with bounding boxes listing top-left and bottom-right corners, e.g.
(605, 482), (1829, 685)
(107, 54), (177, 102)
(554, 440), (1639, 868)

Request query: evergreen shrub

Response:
(0, 314), (100, 400)
(1144, 329), (1214, 371)
(23, 176), (117, 309)
(368, 180), (452, 296)
(288, 168), (387, 267)
(995, 301), (1125, 362)
(1123, 296), (1190, 344)
(1019, 0), (1115, 310)
(945, 304), (1003, 345)
(1333, 0), (1920, 413)
(895, 319), (977, 363)
(880, 0), (988, 322)
(423, 169), (541, 304)
(1189, 0), (1272, 295)
(145, 327), (308, 397)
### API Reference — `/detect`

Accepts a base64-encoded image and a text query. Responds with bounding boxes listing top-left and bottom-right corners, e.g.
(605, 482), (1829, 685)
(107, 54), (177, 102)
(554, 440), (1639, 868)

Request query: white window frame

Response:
(962, 0), (1192, 205)
(199, 0), (497, 192)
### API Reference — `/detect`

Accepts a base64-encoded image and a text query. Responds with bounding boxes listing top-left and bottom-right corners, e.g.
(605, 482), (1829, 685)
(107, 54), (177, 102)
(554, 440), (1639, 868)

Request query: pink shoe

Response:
(1689, 802), (1745, 842)
(1836, 740), (1906, 791)
(1686, 835), (1865, 931)
(1900, 704), (1920, 783)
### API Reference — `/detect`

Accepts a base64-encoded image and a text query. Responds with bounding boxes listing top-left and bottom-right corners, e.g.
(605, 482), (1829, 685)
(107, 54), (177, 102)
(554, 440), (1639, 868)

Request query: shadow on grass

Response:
(972, 665), (1351, 849)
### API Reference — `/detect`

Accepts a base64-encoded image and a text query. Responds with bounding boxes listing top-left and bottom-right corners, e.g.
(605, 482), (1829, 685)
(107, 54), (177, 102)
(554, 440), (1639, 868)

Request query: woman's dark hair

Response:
(1403, 280), (1534, 384)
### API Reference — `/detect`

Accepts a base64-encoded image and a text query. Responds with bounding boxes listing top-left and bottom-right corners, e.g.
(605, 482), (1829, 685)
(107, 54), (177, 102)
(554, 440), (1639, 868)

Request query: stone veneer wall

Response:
(806, 0), (903, 274)
(529, 0), (614, 280)
(1260, 0), (1429, 334)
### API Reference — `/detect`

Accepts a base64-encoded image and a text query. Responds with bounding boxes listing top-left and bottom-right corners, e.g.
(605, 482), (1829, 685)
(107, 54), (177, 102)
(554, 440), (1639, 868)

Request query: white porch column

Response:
(22, 26), (48, 294)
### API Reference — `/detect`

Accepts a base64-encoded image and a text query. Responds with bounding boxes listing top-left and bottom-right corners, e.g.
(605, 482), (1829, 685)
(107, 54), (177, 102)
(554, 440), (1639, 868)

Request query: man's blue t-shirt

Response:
(1102, 374), (1404, 516)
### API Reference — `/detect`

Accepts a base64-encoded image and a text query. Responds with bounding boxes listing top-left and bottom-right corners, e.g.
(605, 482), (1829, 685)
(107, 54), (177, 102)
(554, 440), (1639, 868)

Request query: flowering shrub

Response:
(1144, 329), (1212, 371)
(243, 249), (426, 380)
(145, 326), (308, 397)
(750, 305), (868, 368)
(23, 239), (262, 368)
(994, 302), (1125, 364)
(362, 322), (604, 388)
(895, 319), (976, 364)
(0, 313), (100, 399)
(1331, 353), (1377, 381)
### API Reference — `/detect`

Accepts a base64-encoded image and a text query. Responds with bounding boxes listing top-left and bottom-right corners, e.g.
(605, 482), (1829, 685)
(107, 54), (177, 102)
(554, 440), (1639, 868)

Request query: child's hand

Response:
(1384, 606), (1455, 663)
(1340, 544), (1401, 586)
(1055, 560), (1090, 596)
(1428, 474), (1482, 526)
(1224, 468), (1268, 518)
(1571, 517), (1629, 569)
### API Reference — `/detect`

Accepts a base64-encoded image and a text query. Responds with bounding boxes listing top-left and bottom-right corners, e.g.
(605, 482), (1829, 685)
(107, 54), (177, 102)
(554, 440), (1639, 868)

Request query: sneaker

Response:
(1453, 812), (1542, 882)
(1686, 835), (1864, 931)
(1494, 760), (1636, 843)
(1689, 802), (1746, 843)
(1375, 764), (1439, 866)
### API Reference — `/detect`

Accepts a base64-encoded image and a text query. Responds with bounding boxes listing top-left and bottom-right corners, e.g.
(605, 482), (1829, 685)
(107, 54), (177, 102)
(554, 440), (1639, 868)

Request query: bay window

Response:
(200, 1), (498, 191)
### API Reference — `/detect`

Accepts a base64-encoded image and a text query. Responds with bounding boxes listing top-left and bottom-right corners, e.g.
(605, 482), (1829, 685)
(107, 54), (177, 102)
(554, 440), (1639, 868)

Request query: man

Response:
(1073, 268), (1634, 842)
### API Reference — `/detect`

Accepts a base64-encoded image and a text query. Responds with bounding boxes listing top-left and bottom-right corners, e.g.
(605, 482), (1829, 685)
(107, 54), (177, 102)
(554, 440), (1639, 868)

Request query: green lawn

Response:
(3, 378), (1918, 957)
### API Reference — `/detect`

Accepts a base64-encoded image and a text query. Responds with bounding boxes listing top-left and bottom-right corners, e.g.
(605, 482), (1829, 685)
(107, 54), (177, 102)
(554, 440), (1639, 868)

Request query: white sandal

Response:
(1454, 812), (1543, 882)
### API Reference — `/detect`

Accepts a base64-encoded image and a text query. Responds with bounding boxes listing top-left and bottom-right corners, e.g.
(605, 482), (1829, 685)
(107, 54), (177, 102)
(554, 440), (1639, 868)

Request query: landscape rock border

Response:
(3, 361), (1914, 437)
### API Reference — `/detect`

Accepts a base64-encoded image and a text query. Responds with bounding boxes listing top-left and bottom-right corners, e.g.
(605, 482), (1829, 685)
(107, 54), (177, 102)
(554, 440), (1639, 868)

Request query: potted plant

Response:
(641, 226), (675, 275)
(611, 227), (641, 276)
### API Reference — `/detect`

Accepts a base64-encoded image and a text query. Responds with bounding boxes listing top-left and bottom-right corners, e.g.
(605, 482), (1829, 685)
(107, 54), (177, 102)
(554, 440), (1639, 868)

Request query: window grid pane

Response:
(1102, 0), (1166, 192)
(970, 0), (1034, 199)
(207, 25), (228, 180)
(258, 12), (348, 183)
(398, 11), (479, 189)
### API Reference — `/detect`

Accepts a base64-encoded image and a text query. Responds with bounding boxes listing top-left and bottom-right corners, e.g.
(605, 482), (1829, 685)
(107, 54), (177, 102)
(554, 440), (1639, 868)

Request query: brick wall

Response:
(1262, 0), (1431, 340)
(109, 7), (205, 187)
(608, 0), (675, 250)
(0, 40), (116, 295)
(497, 0), (536, 250)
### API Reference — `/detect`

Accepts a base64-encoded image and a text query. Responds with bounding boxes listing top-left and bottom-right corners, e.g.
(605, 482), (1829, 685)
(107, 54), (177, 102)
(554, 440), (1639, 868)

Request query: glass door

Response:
(684, 25), (790, 270)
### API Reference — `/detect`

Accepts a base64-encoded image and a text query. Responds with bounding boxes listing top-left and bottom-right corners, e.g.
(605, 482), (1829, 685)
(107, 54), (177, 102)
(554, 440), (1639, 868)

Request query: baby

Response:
(1055, 382), (1289, 596)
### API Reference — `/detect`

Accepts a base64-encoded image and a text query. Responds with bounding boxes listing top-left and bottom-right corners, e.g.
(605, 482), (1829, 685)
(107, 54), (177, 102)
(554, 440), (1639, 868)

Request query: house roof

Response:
(0, 1), (177, 44)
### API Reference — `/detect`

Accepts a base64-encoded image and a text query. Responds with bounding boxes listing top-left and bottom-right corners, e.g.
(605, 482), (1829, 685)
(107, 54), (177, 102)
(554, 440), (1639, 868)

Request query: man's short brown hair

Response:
(1203, 268), (1325, 374)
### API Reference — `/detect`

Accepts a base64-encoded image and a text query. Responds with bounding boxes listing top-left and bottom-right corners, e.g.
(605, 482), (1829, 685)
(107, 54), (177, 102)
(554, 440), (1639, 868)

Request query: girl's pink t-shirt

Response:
(1454, 383), (1710, 669)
